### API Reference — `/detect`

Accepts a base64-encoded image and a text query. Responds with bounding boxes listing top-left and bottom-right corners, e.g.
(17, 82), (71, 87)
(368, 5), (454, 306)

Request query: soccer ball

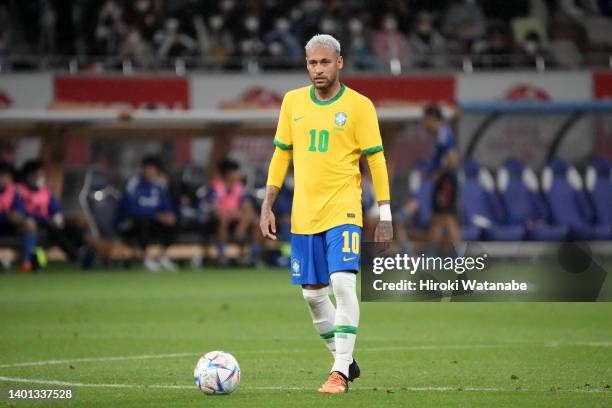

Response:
(194, 351), (241, 395)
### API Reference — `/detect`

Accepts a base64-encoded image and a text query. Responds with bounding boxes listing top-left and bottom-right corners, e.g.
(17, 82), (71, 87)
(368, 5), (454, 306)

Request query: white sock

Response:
(330, 272), (359, 377)
(302, 287), (336, 356)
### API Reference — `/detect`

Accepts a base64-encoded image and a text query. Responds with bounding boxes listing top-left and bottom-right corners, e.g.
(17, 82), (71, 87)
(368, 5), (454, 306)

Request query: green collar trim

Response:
(310, 83), (346, 106)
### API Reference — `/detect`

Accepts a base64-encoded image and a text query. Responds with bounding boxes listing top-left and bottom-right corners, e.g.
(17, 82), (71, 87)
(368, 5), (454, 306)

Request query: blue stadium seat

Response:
(541, 157), (611, 240)
(585, 157), (612, 233)
(460, 159), (525, 241)
(461, 225), (482, 242)
(497, 158), (568, 241)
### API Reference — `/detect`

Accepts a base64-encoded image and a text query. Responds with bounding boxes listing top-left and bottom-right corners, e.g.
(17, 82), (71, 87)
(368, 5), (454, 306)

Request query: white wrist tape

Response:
(379, 204), (392, 221)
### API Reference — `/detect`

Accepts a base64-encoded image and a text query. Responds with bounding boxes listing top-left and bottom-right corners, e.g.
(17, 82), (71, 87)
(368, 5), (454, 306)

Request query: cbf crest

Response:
(335, 112), (347, 126)
(291, 258), (301, 277)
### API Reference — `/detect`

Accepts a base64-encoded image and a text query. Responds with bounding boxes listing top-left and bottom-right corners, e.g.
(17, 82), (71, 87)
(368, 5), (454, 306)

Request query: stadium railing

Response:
(1, 52), (611, 74)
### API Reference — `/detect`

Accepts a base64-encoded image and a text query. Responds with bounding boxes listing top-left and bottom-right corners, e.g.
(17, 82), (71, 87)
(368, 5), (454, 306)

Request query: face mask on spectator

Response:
(136, 0), (150, 13)
(275, 18), (290, 33)
(220, 0), (235, 12)
(353, 37), (365, 47)
(244, 16), (259, 33)
(209, 15), (224, 31)
(126, 29), (140, 43)
(269, 42), (283, 56)
(35, 177), (46, 189)
(240, 40), (253, 54)
(349, 18), (363, 34)
(302, 0), (322, 13)
(383, 17), (397, 31)
(524, 40), (538, 54)
(96, 25), (109, 38)
(290, 8), (303, 21)
(165, 18), (179, 32)
(321, 18), (336, 33)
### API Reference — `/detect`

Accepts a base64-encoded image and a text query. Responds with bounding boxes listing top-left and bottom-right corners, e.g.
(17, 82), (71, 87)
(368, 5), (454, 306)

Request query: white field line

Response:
(0, 376), (609, 394)
(1, 341), (611, 369)
(0, 342), (610, 395)
(0, 353), (197, 369)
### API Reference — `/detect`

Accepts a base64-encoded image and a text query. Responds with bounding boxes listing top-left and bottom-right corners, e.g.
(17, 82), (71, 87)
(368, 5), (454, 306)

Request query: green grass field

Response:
(0, 266), (611, 407)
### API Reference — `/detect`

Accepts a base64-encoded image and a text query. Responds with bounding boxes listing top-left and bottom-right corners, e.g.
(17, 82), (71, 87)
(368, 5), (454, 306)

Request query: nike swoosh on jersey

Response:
(293, 115), (305, 122)
(343, 257), (356, 262)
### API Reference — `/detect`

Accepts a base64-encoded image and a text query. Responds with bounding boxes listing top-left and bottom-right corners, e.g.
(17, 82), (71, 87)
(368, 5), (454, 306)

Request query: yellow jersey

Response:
(273, 83), (384, 234)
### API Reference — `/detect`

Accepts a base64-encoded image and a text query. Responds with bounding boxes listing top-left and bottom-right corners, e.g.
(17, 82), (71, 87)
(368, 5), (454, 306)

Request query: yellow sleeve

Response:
(266, 147), (291, 188)
(356, 98), (384, 155)
(273, 93), (293, 151)
(366, 151), (390, 202)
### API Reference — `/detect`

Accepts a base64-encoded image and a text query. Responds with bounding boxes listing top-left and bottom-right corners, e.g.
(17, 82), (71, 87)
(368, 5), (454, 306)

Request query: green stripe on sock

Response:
(319, 330), (335, 340)
(335, 325), (358, 335)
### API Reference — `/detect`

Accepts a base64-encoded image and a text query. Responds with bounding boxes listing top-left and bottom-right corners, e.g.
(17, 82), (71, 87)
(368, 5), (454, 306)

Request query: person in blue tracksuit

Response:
(115, 156), (178, 271)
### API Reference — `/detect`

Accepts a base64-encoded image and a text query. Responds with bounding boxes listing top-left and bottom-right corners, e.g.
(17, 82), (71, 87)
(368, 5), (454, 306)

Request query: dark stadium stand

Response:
(1, 1), (611, 72)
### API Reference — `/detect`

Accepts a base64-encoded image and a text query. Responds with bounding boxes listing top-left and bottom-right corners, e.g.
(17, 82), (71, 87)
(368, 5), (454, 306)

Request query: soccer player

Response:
(260, 34), (392, 394)
(0, 161), (37, 271)
(422, 105), (461, 250)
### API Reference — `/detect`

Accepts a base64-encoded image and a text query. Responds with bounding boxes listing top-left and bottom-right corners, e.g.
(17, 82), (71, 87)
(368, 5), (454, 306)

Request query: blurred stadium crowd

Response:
(1, 0), (612, 70)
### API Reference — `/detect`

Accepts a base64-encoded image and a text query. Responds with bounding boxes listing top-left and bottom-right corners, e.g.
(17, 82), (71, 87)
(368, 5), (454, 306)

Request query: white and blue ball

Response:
(194, 351), (241, 395)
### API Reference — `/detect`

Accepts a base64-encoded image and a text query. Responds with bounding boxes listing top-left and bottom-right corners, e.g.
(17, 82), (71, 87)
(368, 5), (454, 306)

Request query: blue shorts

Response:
(290, 224), (361, 286)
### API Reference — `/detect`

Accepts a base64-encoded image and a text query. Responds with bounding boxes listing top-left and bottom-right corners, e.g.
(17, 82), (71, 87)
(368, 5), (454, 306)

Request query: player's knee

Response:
(302, 287), (329, 306)
(330, 272), (357, 299)
(23, 218), (37, 232)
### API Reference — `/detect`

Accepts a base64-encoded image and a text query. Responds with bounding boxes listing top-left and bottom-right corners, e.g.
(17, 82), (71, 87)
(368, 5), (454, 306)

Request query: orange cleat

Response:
(19, 261), (33, 273)
(318, 371), (348, 394)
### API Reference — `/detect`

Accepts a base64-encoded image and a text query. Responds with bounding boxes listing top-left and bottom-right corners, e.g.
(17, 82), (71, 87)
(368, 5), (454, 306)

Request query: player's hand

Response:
(374, 220), (393, 243)
(260, 207), (277, 240)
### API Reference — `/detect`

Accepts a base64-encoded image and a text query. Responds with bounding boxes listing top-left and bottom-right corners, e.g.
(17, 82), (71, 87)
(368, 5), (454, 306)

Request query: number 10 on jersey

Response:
(342, 231), (359, 254)
(308, 129), (329, 152)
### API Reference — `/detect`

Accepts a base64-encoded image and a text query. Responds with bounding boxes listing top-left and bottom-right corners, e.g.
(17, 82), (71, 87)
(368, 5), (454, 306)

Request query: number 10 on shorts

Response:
(342, 231), (360, 254)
